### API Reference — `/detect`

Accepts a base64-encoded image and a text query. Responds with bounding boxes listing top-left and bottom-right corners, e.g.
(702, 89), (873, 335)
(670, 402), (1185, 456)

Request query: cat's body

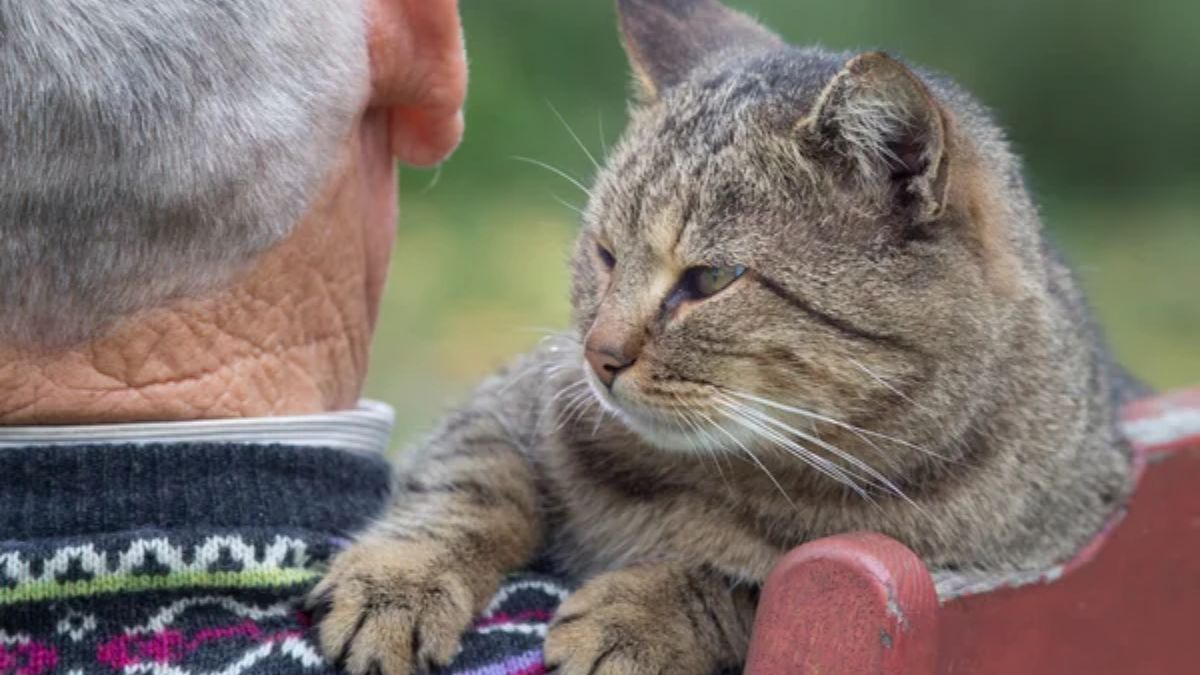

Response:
(311, 2), (1135, 674)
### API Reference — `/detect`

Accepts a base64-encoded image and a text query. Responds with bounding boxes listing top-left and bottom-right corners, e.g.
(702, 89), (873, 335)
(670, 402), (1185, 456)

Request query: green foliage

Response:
(370, 0), (1200, 443)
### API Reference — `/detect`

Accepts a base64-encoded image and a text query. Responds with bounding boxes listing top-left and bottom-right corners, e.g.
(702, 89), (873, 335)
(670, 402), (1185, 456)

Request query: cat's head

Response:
(572, 0), (1026, 468)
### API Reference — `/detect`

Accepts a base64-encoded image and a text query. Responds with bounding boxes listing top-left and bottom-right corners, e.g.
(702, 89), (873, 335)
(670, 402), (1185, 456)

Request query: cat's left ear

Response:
(616, 0), (782, 101)
(803, 52), (951, 222)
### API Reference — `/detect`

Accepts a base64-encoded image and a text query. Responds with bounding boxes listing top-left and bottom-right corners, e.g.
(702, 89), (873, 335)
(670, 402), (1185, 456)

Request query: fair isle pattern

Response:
(2, 569), (322, 605)
(2, 596), (327, 675)
(1, 630), (57, 675)
(0, 574), (569, 675)
(450, 651), (543, 675)
(0, 535), (318, 606)
(0, 528), (339, 674)
(0, 440), (573, 674)
(94, 597), (325, 674)
(115, 636), (324, 675)
(443, 575), (568, 675)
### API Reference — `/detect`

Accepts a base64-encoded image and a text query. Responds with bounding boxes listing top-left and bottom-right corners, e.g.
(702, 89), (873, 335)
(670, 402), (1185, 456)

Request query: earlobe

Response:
(366, 0), (467, 165)
(803, 52), (951, 221)
(388, 106), (465, 168)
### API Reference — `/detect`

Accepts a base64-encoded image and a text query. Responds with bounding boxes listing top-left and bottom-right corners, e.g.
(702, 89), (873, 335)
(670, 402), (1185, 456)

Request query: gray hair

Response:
(0, 0), (369, 347)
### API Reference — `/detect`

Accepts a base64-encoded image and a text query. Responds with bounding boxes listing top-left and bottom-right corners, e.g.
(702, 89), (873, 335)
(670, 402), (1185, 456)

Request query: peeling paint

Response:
(885, 589), (908, 628)
(1122, 409), (1200, 448)
(880, 629), (894, 649)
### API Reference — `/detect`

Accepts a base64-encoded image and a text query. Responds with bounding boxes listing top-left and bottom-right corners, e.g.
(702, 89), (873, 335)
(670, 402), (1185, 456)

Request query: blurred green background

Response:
(367, 0), (1199, 442)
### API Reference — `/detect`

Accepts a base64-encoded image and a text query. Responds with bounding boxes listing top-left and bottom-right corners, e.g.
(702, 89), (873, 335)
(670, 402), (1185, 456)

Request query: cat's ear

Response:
(616, 0), (782, 101)
(803, 52), (951, 222)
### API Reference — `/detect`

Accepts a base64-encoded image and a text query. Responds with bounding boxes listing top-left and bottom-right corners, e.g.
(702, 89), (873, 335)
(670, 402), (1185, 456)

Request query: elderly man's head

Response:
(0, 0), (464, 347)
(0, 0), (465, 422)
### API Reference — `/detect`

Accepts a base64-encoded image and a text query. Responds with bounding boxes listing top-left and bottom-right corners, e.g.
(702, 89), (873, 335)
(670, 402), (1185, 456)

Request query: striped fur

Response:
(313, 2), (1135, 673)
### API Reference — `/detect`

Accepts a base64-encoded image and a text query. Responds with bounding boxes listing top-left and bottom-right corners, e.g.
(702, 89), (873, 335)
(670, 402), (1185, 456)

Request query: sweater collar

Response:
(0, 400), (393, 457)
(0, 402), (395, 541)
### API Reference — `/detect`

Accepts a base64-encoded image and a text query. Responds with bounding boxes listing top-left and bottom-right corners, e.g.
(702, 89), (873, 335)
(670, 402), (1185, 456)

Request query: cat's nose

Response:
(585, 341), (638, 389)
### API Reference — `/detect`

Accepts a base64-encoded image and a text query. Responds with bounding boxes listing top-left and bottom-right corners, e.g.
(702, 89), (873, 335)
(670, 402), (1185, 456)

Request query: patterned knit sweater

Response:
(0, 442), (569, 675)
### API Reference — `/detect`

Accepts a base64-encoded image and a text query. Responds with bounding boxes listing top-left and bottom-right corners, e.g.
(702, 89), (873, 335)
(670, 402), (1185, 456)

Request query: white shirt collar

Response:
(0, 399), (394, 456)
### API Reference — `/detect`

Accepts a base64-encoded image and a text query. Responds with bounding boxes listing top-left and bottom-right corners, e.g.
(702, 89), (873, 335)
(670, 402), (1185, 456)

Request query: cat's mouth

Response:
(583, 367), (748, 453)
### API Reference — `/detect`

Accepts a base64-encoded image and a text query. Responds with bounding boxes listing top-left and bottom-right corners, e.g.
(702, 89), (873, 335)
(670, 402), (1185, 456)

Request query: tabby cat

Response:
(311, 1), (1137, 673)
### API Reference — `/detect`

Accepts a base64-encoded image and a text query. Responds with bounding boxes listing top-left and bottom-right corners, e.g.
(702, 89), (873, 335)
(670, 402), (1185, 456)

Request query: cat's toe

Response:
(307, 538), (481, 675)
(543, 582), (709, 675)
(543, 613), (638, 675)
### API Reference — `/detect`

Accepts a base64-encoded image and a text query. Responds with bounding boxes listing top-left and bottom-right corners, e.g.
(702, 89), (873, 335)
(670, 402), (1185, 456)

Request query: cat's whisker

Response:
(501, 353), (576, 395)
(558, 385), (592, 420)
(549, 192), (586, 217)
(674, 401), (736, 498)
(718, 398), (872, 489)
(683, 417), (722, 481)
(547, 101), (601, 171)
(666, 404), (693, 445)
(716, 401), (872, 502)
(554, 401), (584, 432)
(676, 399), (724, 454)
(590, 403), (609, 438)
(667, 396), (704, 450)
(547, 391), (587, 429)
(575, 395), (603, 429)
(565, 401), (597, 431)
(556, 386), (598, 431)
(719, 395), (892, 484)
(502, 334), (585, 393)
(718, 395), (917, 508)
(724, 386), (950, 470)
(547, 379), (588, 409)
(841, 358), (969, 465)
(669, 396), (701, 442)
(694, 408), (799, 511)
(546, 362), (574, 380)
(542, 355), (585, 378)
(846, 357), (915, 406)
(725, 389), (955, 463)
(541, 363), (570, 378)
(697, 415), (739, 486)
(511, 155), (593, 197)
(498, 366), (542, 395)
(845, 357), (944, 425)
(788, 408), (907, 476)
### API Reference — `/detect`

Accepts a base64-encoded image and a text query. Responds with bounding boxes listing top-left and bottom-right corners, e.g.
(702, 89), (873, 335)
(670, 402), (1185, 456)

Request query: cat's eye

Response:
(596, 244), (616, 269)
(682, 264), (746, 299)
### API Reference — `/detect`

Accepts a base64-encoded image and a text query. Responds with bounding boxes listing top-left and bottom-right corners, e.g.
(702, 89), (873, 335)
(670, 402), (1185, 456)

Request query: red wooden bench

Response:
(743, 388), (1200, 675)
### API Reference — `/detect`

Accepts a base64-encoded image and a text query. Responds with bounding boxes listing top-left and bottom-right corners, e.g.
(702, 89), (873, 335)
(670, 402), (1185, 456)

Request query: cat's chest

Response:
(544, 434), (816, 580)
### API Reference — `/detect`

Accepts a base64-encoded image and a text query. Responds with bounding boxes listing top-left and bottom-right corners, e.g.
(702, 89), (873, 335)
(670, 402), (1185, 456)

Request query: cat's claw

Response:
(307, 537), (485, 675)
(543, 571), (717, 675)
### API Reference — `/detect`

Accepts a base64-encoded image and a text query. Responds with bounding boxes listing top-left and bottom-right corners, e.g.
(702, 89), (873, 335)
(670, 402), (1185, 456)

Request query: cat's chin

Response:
(613, 410), (712, 454)
(584, 373), (748, 455)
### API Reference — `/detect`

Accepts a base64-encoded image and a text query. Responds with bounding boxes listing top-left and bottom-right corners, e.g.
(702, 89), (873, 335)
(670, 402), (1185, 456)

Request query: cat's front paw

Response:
(543, 568), (719, 675)
(306, 536), (495, 675)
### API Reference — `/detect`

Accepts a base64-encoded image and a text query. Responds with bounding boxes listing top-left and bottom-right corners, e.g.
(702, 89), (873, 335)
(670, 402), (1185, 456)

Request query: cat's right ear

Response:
(616, 0), (781, 101)
(802, 52), (951, 222)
